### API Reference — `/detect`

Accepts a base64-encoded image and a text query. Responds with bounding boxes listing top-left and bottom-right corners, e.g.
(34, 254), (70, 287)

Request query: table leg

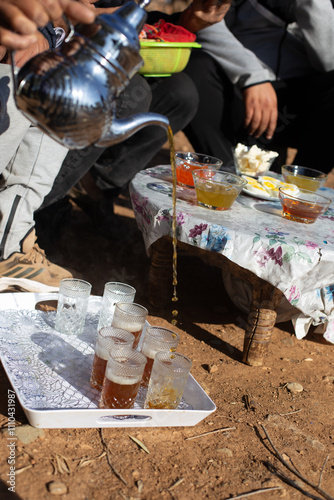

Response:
(242, 284), (283, 366)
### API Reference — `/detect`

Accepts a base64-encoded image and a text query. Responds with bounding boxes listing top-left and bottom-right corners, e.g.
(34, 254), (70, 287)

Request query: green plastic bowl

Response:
(139, 41), (201, 77)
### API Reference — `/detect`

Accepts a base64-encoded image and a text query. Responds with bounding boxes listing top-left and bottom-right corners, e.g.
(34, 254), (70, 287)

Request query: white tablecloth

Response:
(130, 165), (334, 343)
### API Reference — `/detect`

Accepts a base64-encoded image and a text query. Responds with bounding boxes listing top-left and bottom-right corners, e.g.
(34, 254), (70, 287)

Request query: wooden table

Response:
(129, 165), (334, 363)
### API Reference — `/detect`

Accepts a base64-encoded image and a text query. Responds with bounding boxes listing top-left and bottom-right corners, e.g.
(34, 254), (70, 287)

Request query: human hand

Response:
(77, 0), (118, 16)
(0, 0), (95, 51)
(1, 30), (49, 66)
(243, 82), (278, 139)
(178, 0), (232, 33)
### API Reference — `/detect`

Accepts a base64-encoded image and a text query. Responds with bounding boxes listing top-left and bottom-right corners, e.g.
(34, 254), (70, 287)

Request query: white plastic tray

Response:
(0, 293), (216, 428)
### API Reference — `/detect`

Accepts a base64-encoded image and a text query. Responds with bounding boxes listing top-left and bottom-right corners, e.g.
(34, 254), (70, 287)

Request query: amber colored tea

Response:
(90, 354), (107, 390)
(280, 198), (325, 223)
(99, 373), (142, 409)
(141, 355), (154, 387)
(196, 184), (239, 210)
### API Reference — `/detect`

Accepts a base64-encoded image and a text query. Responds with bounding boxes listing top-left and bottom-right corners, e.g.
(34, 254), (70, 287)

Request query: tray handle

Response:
(96, 414), (152, 425)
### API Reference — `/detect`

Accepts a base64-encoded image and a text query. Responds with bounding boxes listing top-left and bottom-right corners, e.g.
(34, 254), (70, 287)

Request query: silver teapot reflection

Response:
(12, 0), (169, 149)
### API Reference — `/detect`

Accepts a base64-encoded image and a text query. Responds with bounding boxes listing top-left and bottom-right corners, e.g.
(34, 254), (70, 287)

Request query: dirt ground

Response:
(0, 133), (334, 500)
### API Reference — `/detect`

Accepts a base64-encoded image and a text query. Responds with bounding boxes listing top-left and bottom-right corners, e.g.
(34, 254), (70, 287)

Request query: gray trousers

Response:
(0, 64), (68, 260)
(0, 64), (152, 260)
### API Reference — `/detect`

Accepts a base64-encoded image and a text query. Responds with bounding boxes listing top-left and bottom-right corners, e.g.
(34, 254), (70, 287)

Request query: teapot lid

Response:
(99, 0), (147, 50)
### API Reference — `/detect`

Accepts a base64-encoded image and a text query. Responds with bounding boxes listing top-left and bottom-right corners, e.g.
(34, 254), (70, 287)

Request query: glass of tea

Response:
(281, 165), (327, 192)
(175, 151), (222, 188)
(99, 346), (147, 409)
(112, 302), (148, 349)
(90, 326), (135, 391)
(192, 169), (247, 210)
(144, 352), (192, 410)
(278, 186), (331, 224)
(98, 282), (136, 332)
(140, 327), (180, 387)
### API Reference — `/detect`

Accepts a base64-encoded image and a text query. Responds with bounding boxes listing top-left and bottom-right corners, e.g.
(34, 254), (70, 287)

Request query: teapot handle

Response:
(62, 15), (75, 43)
(9, 15), (75, 95)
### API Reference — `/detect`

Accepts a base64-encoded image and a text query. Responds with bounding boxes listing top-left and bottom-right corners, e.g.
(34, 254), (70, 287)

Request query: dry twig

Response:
(53, 453), (71, 474)
(99, 428), (127, 485)
(76, 451), (106, 468)
(223, 486), (282, 499)
(279, 409), (302, 416)
(185, 426), (236, 441)
(318, 455), (329, 488)
(261, 425), (334, 500)
(168, 478), (184, 491)
(15, 464), (33, 475)
(129, 435), (150, 454)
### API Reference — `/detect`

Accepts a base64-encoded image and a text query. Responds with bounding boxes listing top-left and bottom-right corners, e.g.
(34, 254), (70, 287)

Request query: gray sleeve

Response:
(294, 0), (334, 72)
(196, 21), (275, 89)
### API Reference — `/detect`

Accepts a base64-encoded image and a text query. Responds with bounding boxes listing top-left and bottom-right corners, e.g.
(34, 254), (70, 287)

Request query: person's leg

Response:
(0, 64), (69, 259)
(183, 50), (240, 170)
(0, 65), (76, 290)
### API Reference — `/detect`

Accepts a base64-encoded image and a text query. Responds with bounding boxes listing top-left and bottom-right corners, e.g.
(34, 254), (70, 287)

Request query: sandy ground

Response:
(0, 131), (334, 500)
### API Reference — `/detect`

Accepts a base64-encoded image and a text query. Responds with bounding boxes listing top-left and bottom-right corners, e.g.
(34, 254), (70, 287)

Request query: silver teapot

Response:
(12, 0), (169, 149)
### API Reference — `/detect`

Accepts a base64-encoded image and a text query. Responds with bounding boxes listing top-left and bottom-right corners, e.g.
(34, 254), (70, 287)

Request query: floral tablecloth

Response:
(129, 166), (334, 343)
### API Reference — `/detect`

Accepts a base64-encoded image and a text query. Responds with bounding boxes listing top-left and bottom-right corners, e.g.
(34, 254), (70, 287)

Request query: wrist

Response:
(178, 5), (209, 33)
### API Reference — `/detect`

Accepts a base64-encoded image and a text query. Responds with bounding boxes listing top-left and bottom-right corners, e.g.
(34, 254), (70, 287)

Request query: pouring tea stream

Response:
(11, 0), (179, 323)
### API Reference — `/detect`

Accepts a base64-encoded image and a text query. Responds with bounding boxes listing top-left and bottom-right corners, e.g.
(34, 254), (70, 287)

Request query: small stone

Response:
(47, 481), (68, 495)
(216, 448), (233, 457)
(14, 425), (44, 444)
(302, 358), (313, 362)
(286, 382), (303, 394)
(136, 480), (144, 493)
(208, 364), (218, 374)
(281, 337), (294, 346)
(322, 376), (334, 383)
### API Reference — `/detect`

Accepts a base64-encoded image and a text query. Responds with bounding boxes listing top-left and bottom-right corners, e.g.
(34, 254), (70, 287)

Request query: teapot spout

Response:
(96, 112), (170, 148)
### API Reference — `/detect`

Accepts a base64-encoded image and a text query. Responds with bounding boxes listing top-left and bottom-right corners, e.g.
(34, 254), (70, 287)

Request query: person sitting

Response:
(0, 0), (152, 291)
(35, 0), (233, 242)
(183, 0), (334, 174)
(0, 0), (232, 291)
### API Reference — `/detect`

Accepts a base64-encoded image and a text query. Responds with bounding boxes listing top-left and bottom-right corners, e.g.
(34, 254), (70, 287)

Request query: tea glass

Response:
(98, 282), (136, 332)
(192, 169), (247, 210)
(140, 327), (180, 387)
(281, 165), (327, 192)
(278, 186), (331, 224)
(175, 151), (222, 188)
(112, 302), (148, 349)
(90, 326), (135, 390)
(55, 278), (92, 335)
(144, 351), (192, 409)
(99, 346), (147, 409)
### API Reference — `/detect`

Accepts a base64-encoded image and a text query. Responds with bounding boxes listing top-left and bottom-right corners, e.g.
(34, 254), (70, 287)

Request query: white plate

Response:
(0, 293), (216, 428)
(242, 187), (280, 202)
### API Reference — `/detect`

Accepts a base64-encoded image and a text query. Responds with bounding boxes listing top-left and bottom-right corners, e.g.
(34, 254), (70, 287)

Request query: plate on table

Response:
(242, 186), (280, 202)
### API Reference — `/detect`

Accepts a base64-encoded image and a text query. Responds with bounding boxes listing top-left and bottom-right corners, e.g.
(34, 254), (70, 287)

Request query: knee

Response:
(161, 72), (199, 120)
(117, 74), (152, 117)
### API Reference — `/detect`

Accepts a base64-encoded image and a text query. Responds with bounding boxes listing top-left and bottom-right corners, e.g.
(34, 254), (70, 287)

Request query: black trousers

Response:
(184, 50), (334, 174)
(41, 71), (198, 208)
